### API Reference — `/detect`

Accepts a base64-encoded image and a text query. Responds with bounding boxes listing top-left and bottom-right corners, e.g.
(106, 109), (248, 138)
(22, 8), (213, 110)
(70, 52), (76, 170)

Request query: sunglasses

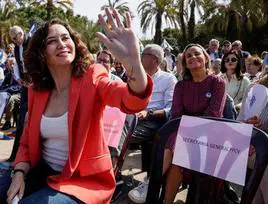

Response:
(224, 57), (238, 63)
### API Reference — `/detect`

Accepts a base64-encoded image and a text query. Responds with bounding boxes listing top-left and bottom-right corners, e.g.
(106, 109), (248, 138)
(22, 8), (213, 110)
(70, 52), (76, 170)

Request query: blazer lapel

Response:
(64, 76), (84, 177)
(30, 90), (50, 165)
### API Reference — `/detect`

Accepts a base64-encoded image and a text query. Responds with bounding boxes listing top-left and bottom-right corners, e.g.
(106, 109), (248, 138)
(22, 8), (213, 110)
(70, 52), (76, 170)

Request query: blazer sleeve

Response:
(13, 87), (34, 166)
(92, 64), (153, 114)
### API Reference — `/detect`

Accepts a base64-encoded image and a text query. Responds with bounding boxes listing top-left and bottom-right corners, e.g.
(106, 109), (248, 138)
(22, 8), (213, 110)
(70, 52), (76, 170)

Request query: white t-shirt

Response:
(41, 112), (69, 172)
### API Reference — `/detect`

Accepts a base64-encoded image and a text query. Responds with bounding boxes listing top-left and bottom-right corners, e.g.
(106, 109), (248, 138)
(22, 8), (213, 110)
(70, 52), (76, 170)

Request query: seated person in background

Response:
(231, 40), (251, 73)
(174, 53), (183, 80)
(245, 56), (262, 82)
(0, 57), (21, 93)
(220, 51), (250, 110)
(213, 58), (222, 76)
(237, 72), (268, 204)
(96, 49), (122, 82)
(159, 59), (172, 73)
(112, 59), (128, 82)
(206, 39), (222, 63)
(221, 40), (232, 55)
(164, 47), (176, 71)
(163, 44), (226, 204)
(128, 44), (177, 204)
(0, 58), (21, 130)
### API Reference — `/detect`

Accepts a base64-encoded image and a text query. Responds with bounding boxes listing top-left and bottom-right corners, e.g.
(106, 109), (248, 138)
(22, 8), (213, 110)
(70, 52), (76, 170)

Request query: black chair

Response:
(113, 114), (138, 177)
(146, 116), (268, 204)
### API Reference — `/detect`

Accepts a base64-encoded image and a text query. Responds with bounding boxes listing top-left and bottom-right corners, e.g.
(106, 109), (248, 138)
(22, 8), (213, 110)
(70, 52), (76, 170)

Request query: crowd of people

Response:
(0, 8), (267, 204)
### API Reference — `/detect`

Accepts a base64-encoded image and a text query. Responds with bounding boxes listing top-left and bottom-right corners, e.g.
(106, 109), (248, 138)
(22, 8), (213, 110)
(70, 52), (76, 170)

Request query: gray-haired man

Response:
(128, 44), (177, 203)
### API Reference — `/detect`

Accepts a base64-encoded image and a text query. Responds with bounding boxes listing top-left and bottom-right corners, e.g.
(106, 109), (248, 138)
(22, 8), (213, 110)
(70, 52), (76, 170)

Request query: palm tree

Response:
(66, 15), (101, 53)
(202, 0), (266, 41)
(101, 0), (130, 17)
(177, 0), (187, 40)
(0, 0), (17, 47)
(28, 0), (72, 20)
(185, 0), (203, 40)
(138, 0), (179, 45)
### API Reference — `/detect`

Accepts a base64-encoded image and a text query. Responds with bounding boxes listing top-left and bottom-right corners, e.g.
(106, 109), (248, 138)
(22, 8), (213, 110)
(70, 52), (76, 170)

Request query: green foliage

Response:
(138, 0), (179, 45)
(0, 0), (100, 52)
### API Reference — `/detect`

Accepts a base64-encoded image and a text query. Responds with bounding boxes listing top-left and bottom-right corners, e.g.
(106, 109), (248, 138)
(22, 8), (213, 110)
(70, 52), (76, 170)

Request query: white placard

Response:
(244, 84), (268, 120)
(172, 116), (252, 186)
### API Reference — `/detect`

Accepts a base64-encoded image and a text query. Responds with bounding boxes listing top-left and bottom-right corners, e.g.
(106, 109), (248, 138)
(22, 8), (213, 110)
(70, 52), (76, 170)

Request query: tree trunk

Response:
(264, 0), (268, 19)
(46, 0), (53, 20)
(188, 0), (195, 40)
(154, 12), (163, 45)
(179, 1), (187, 40)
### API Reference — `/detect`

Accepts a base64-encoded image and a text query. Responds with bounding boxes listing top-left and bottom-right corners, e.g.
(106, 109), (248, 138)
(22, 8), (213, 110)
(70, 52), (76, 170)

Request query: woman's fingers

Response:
(7, 187), (18, 203)
(126, 12), (132, 28)
(105, 8), (117, 30)
(96, 32), (111, 48)
(18, 182), (25, 199)
(98, 14), (110, 34)
(6, 175), (25, 203)
(112, 9), (124, 28)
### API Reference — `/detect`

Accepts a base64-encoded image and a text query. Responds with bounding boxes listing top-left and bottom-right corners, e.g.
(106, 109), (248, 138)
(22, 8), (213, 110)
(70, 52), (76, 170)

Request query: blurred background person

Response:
(112, 59), (128, 82)
(159, 58), (172, 73)
(231, 40), (251, 73)
(164, 47), (176, 71)
(222, 40), (232, 55)
(96, 49), (121, 81)
(8, 25), (31, 161)
(174, 53), (183, 80)
(213, 58), (222, 76)
(206, 39), (222, 64)
(245, 56), (262, 82)
(221, 51), (250, 110)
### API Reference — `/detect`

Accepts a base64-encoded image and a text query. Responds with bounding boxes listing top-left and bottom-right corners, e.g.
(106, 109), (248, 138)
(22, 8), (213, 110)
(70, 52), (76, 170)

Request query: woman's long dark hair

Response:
(221, 51), (243, 80)
(24, 18), (94, 91)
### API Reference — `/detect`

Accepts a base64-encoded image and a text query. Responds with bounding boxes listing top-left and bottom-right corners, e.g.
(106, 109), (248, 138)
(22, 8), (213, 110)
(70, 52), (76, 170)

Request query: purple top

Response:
(167, 74), (227, 150)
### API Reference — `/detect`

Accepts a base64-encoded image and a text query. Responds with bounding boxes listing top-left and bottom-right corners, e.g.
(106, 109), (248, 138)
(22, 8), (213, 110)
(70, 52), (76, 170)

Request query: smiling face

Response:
(184, 46), (208, 70)
(44, 24), (75, 69)
(97, 52), (112, 71)
(224, 53), (238, 73)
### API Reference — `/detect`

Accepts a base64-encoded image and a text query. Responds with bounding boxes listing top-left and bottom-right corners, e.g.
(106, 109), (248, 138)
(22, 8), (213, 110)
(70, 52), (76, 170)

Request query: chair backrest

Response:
(113, 114), (138, 177)
(146, 116), (268, 204)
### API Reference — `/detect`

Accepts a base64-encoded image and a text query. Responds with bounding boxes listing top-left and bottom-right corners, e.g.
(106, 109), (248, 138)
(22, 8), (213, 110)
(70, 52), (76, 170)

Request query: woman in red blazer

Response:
(4, 9), (152, 204)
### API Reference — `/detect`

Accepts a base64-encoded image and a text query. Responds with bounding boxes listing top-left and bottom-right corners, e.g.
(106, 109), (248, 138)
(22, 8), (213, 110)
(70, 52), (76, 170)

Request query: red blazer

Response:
(14, 64), (153, 203)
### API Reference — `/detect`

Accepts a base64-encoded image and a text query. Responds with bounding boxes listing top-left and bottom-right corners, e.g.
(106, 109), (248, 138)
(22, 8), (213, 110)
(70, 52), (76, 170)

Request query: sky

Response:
(73, 0), (151, 39)
(73, 0), (227, 40)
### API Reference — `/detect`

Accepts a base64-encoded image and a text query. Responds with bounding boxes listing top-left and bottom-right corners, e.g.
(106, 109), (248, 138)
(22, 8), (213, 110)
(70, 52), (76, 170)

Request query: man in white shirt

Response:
(128, 44), (177, 204)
